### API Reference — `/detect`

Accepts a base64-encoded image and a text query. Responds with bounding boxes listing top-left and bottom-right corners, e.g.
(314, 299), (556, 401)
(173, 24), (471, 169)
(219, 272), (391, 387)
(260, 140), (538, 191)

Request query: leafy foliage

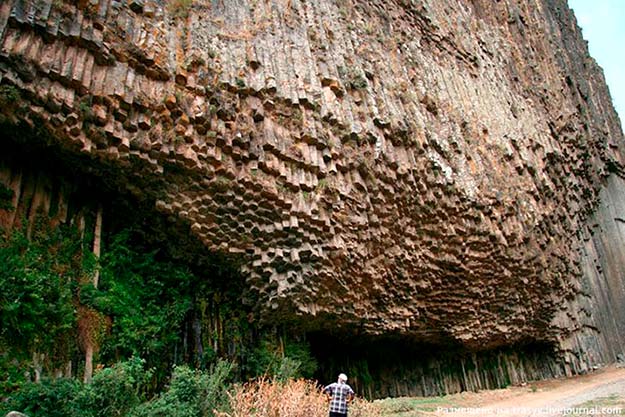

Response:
(0, 84), (25, 123)
(0, 222), (95, 388)
(1, 358), (235, 417)
(0, 84), (20, 104)
(93, 232), (194, 377)
(1, 377), (81, 417)
(245, 337), (317, 381)
(1, 358), (152, 417)
(74, 357), (153, 417)
(0, 217), (321, 416)
(131, 360), (234, 417)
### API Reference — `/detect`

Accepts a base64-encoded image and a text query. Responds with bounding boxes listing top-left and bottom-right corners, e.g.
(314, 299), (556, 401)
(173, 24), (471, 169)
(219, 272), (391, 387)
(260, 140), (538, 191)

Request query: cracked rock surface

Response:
(1, 0), (624, 376)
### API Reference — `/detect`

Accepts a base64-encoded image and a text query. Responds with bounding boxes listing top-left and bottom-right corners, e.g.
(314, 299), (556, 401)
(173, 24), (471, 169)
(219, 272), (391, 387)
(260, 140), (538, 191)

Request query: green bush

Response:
(2, 358), (154, 417)
(0, 224), (94, 382)
(130, 360), (234, 417)
(1, 377), (81, 417)
(74, 357), (153, 417)
(245, 338), (317, 380)
(94, 232), (194, 380)
(197, 360), (234, 415)
(274, 357), (302, 382)
(284, 340), (317, 379)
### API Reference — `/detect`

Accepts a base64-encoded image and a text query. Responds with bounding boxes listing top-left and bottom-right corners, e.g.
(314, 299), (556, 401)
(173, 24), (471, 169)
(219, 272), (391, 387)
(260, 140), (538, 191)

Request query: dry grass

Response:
(568, 394), (625, 416)
(351, 397), (384, 417)
(218, 378), (382, 417)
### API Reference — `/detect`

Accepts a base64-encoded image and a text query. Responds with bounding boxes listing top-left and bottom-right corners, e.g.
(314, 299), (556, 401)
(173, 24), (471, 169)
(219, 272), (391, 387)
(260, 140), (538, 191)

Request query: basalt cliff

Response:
(1, 0), (624, 397)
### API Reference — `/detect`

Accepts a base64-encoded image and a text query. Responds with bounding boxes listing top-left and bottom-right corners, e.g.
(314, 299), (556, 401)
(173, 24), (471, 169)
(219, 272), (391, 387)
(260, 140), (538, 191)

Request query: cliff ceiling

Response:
(1, 0), (624, 364)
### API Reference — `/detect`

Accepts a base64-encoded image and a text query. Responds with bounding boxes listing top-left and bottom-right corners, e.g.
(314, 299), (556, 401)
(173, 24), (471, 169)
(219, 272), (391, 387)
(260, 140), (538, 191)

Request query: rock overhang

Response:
(0, 0), (624, 357)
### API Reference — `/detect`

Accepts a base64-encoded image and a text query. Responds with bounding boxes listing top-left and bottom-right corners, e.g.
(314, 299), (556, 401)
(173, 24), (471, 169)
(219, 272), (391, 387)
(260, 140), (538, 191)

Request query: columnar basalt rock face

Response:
(1, 0), (624, 379)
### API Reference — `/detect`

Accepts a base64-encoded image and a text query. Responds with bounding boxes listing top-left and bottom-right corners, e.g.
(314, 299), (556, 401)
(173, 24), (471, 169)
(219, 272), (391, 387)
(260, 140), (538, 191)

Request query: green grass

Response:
(567, 394), (625, 416)
(374, 396), (461, 416)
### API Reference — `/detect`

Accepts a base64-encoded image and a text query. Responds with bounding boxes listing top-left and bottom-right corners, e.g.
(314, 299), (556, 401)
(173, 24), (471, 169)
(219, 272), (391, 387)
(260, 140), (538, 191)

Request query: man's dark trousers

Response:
(329, 412), (347, 417)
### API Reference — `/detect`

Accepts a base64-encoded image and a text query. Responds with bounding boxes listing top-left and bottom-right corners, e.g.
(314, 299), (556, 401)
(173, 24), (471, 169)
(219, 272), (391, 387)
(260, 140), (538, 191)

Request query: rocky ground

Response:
(375, 365), (625, 417)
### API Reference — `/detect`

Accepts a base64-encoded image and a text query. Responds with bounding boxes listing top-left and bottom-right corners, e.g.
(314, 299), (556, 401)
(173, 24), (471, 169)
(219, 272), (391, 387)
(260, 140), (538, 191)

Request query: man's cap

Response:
(338, 373), (348, 381)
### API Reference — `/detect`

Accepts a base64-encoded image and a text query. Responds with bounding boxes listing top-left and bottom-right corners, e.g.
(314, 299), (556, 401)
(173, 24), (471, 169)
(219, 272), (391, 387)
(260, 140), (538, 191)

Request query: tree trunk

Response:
(84, 344), (94, 383)
(92, 204), (103, 287)
(33, 352), (43, 383)
(84, 205), (103, 383)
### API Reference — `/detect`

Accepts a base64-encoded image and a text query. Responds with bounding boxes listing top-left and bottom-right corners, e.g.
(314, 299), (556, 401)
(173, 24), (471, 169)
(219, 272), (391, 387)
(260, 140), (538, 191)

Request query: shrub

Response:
(1, 360), (382, 417)
(349, 397), (383, 417)
(245, 338), (317, 380)
(130, 360), (234, 417)
(197, 360), (234, 415)
(0, 377), (81, 417)
(283, 341), (317, 378)
(274, 357), (302, 382)
(2, 358), (153, 417)
(0, 223), (93, 383)
(74, 357), (153, 417)
(94, 231), (194, 382)
(220, 378), (327, 417)
(221, 378), (382, 417)
(131, 395), (197, 417)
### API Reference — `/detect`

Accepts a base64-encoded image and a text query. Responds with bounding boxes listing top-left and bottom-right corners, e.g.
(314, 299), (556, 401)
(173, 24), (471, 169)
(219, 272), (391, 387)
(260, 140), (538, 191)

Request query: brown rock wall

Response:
(1, 0), (624, 378)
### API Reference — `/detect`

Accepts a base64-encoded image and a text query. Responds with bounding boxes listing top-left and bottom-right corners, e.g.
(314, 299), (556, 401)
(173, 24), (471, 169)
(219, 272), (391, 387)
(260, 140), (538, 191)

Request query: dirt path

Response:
(430, 365), (625, 417)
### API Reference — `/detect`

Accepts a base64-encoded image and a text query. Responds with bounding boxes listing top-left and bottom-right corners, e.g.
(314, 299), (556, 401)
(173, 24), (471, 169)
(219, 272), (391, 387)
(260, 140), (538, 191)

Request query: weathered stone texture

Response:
(574, 175), (625, 362)
(1, 0), (624, 378)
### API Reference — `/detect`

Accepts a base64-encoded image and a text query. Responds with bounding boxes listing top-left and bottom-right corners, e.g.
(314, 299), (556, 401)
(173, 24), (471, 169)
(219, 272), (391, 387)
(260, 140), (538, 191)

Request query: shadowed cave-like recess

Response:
(0, 129), (255, 374)
(0, 121), (572, 398)
(1, 0), (625, 398)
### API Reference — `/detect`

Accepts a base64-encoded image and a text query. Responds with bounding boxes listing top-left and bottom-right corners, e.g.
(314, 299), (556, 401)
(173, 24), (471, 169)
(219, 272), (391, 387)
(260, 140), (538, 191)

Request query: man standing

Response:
(323, 373), (355, 417)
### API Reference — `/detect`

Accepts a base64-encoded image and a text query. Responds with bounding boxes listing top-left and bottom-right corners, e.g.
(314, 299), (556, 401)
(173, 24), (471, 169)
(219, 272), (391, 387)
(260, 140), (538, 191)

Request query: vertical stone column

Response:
(84, 204), (103, 383)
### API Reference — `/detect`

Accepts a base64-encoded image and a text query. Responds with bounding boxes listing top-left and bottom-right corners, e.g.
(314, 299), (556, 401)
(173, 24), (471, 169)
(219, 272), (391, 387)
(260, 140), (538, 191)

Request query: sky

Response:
(568, 0), (625, 125)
